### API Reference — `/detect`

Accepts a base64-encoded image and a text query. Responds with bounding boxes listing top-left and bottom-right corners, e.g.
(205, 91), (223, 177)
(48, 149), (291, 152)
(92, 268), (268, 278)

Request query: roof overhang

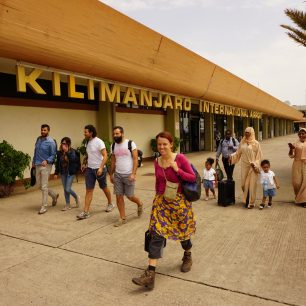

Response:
(0, 0), (303, 120)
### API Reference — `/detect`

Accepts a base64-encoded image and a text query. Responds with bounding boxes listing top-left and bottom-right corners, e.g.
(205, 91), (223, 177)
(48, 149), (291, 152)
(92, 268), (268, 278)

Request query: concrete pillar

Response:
(286, 120), (289, 134)
(279, 119), (283, 136)
(281, 119), (285, 136)
(289, 120), (293, 134)
(204, 112), (214, 151)
(242, 117), (250, 132)
(227, 115), (235, 135)
(282, 119), (285, 136)
(165, 109), (180, 137)
(269, 117), (274, 138)
(97, 102), (115, 141)
(274, 118), (280, 137)
(253, 118), (260, 140)
(262, 115), (269, 139)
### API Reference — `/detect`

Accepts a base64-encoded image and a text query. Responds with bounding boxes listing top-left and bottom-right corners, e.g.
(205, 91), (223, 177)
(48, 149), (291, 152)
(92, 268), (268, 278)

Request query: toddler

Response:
(202, 158), (217, 201)
(259, 160), (280, 209)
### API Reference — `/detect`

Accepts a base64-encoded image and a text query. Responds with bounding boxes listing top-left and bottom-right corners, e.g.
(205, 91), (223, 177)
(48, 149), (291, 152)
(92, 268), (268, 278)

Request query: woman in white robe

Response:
(288, 127), (306, 207)
(230, 127), (263, 208)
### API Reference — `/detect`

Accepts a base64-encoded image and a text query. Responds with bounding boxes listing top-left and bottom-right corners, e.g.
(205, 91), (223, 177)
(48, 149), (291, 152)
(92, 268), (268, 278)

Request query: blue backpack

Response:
(182, 164), (202, 202)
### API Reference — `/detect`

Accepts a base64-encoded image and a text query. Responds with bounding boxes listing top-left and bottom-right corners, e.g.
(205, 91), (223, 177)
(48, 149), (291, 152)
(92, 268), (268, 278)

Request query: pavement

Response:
(0, 134), (305, 306)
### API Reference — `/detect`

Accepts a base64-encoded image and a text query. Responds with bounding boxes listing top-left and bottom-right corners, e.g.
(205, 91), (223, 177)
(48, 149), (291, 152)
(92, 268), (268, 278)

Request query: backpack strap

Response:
(112, 140), (133, 155)
(221, 138), (237, 147)
(128, 140), (132, 155)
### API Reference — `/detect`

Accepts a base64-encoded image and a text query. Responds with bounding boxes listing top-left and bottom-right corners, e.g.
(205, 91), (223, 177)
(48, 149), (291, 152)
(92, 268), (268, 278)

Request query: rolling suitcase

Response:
(218, 180), (235, 206)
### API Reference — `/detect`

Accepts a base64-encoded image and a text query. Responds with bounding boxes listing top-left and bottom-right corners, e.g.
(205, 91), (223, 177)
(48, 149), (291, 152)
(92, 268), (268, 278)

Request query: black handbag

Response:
(30, 167), (36, 186)
(144, 230), (166, 252)
(215, 164), (224, 181)
(144, 230), (151, 252)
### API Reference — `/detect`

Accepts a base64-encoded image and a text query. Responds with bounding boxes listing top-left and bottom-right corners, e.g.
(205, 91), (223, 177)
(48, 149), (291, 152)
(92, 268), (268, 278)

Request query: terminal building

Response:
(0, 0), (303, 163)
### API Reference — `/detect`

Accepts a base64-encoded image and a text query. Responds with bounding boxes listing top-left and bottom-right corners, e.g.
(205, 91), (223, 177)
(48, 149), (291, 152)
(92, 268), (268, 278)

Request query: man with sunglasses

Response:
(77, 125), (114, 220)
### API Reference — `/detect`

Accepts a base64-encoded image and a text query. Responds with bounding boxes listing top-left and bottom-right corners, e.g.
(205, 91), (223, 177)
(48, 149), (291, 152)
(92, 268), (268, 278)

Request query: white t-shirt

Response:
(260, 170), (276, 189)
(86, 137), (106, 169)
(203, 168), (216, 181)
(112, 139), (137, 174)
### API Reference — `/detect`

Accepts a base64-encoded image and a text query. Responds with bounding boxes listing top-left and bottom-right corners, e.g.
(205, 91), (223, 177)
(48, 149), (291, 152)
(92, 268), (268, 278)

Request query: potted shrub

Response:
(0, 140), (31, 197)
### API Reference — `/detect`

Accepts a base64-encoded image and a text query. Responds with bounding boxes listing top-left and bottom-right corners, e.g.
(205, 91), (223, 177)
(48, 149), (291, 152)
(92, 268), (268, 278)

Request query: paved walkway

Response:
(0, 135), (305, 306)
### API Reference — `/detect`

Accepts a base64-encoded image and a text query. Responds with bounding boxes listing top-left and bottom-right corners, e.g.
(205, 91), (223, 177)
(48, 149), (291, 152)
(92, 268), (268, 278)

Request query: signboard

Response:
(16, 64), (262, 118)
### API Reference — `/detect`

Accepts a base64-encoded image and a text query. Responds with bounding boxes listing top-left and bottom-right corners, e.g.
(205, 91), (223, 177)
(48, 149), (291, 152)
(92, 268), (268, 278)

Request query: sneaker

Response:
(181, 251), (192, 273)
(52, 194), (59, 206)
(268, 203), (272, 208)
(105, 203), (115, 212)
(75, 196), (81, 208)
(61, 205), (71, 211)
(132, 269), (155, 289)
(137, 204), (143, 217)
(204, 197), (209, 201)
(38, 206), (47, 214)
(114, 218), (127, 227)
(259, 204), (265, 210)
(76, 211), (90, 220)
(247, 204), (255, 209)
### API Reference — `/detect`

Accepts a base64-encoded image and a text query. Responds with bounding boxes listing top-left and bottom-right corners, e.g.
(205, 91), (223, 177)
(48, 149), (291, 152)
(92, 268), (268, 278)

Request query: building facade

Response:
(0, 0), (303, 175)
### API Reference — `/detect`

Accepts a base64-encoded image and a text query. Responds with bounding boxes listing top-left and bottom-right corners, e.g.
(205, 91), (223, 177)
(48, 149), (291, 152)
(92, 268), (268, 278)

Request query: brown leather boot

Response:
(181, 251), (192, 272)
(132, 269), (155, 289)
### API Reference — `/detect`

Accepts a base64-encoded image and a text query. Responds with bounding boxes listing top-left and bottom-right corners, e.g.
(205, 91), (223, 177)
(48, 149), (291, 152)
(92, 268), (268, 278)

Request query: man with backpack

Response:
(110, 126), (144, 227)
(216, 129), (239, 181)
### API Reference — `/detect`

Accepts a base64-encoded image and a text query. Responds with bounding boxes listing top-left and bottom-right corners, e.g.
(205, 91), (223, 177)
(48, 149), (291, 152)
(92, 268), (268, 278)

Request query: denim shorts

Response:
(85, 167), (107, 190)
(203, 179), (214, 189)
(263, 188), (276, 197)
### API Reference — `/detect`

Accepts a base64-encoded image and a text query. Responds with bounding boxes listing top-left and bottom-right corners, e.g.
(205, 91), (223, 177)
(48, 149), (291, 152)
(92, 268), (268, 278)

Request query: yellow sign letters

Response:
(16, 64), (261, 118)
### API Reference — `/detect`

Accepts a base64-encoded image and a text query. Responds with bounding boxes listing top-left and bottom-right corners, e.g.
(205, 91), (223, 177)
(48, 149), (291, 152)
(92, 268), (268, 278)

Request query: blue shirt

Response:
(216, 137), (239, 159)
(33, 136), (56, 165)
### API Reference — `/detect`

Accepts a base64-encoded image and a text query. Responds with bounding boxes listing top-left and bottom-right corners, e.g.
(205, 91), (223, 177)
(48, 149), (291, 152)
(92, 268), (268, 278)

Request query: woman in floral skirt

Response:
(132, 131), (196, 289)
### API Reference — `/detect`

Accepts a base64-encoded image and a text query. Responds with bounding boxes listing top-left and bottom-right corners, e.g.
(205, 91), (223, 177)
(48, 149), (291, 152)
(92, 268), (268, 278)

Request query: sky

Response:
(102, 0), (306, 106)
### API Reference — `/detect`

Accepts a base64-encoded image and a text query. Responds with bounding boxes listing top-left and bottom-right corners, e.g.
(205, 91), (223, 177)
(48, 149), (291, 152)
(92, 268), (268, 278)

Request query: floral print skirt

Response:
(149, 193), (196, 241)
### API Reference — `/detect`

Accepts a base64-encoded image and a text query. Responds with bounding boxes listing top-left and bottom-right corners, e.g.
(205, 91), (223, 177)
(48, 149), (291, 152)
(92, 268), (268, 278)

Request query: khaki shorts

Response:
(114, 172), (135, 197)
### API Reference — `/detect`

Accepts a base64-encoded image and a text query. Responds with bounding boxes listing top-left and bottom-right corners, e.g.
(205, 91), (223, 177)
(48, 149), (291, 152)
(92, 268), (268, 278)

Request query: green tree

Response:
(281, 8), (306, 47)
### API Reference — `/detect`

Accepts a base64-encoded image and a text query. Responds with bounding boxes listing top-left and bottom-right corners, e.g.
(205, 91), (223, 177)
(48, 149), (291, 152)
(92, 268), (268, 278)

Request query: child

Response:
(259, 160), (280, 209)
(202, 158), (217, 201)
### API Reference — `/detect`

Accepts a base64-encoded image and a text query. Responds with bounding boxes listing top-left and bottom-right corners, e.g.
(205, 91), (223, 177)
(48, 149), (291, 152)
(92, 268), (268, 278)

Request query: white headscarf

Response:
(241, 127), (256, 145)
(298, 127), (306, 134)
(298, 128), (306, 161)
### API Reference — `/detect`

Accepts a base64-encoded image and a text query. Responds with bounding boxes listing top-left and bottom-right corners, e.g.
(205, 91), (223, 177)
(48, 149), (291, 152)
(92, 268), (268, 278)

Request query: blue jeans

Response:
(61, 174), (78, 204)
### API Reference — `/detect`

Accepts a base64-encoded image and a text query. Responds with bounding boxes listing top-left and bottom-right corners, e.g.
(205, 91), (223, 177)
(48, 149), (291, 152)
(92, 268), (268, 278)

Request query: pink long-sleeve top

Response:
(154, 153), (196, 194)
